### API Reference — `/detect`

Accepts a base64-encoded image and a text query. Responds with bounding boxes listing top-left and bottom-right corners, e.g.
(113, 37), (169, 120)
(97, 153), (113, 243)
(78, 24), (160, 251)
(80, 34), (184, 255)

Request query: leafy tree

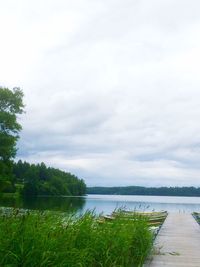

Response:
(0, 87), (24, 192)
(0, 87), (24, 161)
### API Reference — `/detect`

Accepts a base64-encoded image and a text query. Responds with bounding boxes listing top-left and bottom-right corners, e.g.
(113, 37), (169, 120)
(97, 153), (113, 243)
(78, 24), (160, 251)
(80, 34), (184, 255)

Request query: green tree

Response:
(0, 87), (24, 190)
(0, 87), (24, 161)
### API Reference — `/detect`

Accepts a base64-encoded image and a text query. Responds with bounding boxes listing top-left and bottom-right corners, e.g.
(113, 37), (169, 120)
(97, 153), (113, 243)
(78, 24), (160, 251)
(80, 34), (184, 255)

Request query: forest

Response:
(87, 186), (200, 197)
(1, 160), (86, 196)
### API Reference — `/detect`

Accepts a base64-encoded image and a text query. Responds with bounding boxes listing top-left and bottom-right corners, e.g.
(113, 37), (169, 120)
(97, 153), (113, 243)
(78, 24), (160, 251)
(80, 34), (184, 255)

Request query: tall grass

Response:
(0, 209), (153, 267)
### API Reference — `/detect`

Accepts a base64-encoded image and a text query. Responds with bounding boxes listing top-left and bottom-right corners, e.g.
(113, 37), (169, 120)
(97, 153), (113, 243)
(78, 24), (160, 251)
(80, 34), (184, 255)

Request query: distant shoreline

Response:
(87, 186), (200, 197)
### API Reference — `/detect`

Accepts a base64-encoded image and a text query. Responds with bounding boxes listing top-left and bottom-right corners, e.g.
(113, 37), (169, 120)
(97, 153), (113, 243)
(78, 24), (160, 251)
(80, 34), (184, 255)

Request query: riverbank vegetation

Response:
(0, 209), (153, 267)
(87, 186), (200, 197)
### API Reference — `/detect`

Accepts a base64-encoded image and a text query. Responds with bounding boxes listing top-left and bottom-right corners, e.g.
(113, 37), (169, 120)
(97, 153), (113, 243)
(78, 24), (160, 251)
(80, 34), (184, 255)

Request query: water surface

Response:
(85, 194), (200, 214)
(1, 194), (200, 214)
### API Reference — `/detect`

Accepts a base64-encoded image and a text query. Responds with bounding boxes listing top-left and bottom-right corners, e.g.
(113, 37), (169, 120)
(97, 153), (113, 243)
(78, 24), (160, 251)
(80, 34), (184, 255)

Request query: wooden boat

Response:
(113, 210), (167, 217)
(98, 210), (168, 234)
(112, 210), (167, 220)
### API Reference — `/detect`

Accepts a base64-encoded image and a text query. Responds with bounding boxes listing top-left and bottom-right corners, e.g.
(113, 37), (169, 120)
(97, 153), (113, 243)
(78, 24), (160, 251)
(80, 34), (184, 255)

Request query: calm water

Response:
(1, 194), (200, 214)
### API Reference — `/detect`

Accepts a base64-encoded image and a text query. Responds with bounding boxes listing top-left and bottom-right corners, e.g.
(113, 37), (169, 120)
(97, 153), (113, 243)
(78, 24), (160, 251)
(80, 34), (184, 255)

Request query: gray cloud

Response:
(1, 0), (200, 186)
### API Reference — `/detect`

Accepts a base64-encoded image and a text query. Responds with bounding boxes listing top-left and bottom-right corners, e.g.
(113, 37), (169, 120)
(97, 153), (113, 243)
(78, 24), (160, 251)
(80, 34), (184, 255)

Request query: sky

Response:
(1, 0), (200, 187)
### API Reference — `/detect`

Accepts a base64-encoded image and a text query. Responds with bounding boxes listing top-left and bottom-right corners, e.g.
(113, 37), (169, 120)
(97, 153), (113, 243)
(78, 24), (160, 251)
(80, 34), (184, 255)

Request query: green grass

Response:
(0, 209), (153, 267)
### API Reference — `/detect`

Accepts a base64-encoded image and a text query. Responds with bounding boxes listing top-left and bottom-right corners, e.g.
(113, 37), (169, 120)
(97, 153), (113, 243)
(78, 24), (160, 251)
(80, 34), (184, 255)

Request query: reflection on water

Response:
(0, 195), (86, 213)
(1, 194), (200, 214)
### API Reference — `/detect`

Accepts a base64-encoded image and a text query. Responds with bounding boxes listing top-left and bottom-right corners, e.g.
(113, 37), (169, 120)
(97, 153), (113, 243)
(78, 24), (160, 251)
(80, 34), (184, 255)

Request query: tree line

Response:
(87, 186), (200, 197)
(14, 160), (86, 196)
(0, 86), (86, 197)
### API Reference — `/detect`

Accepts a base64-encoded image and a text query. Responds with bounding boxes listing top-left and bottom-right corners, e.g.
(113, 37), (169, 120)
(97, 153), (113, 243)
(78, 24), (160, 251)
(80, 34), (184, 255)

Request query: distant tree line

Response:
(13, 160), (86, 196)
(0, 160), (86, 197)
(87, 186), (200, 197)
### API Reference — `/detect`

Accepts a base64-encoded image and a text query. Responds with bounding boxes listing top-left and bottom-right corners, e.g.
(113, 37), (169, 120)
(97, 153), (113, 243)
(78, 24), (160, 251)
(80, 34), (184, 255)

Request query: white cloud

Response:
(1, 0), (200, 186)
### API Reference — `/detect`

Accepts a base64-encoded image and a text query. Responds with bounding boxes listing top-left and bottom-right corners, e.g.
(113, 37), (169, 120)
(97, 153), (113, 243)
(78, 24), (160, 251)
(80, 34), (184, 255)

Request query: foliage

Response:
(87, 186), (200, 197)
(0, 209), (153, 267)
(13, 160), (86, 196)
(0, 87), (24, 193)
(0, 87), (24, 161)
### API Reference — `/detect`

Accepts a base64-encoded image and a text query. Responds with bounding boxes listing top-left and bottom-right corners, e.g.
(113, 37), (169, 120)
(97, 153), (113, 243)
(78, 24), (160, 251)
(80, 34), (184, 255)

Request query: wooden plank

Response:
(144, 213), (200, 267)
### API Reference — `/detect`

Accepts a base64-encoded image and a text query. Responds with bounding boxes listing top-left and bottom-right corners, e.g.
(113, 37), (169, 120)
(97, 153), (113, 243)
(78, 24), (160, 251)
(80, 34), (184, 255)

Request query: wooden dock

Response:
(145, 213), (200, 267)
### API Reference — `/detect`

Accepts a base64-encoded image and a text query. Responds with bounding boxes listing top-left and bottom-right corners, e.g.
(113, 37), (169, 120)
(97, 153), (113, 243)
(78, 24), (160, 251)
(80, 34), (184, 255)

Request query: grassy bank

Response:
(0, 209), (153, 267)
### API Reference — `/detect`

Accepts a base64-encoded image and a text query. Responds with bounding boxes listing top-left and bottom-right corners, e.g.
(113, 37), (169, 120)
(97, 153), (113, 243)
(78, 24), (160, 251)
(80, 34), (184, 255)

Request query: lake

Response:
(1, 194), (200, 214)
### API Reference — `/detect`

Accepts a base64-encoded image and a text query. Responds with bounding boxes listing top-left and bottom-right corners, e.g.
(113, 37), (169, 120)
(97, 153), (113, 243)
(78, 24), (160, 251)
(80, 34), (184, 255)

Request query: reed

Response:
(0, 209), (153, 267)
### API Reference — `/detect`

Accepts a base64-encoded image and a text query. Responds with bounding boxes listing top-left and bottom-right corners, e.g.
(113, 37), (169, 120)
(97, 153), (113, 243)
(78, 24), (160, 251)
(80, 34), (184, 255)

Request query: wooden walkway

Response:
(145, 213), (200, 267)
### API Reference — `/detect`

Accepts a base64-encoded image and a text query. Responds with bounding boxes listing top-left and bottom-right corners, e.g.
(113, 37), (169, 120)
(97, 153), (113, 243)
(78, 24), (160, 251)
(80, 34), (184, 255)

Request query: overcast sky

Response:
(1, 0), (200, 187)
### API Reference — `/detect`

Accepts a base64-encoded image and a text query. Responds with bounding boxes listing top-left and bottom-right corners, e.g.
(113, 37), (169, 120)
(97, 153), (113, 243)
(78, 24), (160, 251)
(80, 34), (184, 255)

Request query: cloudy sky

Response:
(1, 0), (200, 187)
